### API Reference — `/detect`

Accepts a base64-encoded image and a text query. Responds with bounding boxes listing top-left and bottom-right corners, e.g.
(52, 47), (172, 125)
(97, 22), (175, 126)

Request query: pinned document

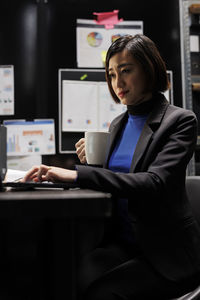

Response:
(76, 17), (143, 68)
(0, 65), (14, 115)
(61, 80), (126, 132)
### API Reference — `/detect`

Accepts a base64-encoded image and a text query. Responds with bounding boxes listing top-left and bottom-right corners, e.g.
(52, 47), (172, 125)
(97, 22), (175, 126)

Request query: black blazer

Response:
(76, 93), (200, 282)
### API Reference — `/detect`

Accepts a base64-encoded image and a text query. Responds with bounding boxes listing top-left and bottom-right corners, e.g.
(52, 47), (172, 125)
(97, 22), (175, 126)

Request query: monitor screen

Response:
(58, 69), (173, 153)
(3, 119), (55, 156)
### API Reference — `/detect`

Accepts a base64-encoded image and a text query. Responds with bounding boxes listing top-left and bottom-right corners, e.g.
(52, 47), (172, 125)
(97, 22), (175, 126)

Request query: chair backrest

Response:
(172, 177), (200, 300)
(186, 176), (200, 225)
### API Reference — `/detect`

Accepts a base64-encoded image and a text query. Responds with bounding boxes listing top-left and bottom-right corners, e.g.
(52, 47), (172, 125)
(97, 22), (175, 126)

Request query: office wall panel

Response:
(0, 1), (37, 119)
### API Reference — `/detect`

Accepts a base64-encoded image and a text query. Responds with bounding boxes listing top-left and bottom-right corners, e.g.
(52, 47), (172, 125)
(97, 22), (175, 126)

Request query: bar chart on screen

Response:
(3, 119), (56, 156)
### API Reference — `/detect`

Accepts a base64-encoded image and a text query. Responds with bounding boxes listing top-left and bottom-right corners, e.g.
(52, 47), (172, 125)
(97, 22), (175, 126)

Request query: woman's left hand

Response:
(21, 164), (78, 183)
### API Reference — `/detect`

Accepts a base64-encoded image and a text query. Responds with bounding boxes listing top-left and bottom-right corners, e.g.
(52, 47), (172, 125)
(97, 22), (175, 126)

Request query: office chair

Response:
(172, 176), (200, 300)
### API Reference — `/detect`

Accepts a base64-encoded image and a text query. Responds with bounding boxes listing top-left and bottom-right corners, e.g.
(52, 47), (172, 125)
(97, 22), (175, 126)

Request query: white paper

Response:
(5, 169), (27, 182)
(4, 119), (56, 156)
(62, 80), (127, 132)
(0, 65), (14, 115)
(76, 19), (143, 68)
(62, 81), (98, 131)
(190, 35), (199, 52)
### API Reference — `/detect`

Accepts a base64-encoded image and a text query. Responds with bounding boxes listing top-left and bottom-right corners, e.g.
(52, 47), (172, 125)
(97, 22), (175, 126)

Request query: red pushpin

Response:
(93, 10), (123, 29)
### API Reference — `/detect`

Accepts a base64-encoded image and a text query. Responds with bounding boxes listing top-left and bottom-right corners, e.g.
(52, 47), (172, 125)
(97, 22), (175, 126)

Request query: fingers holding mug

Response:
(75, 138), (86, 164)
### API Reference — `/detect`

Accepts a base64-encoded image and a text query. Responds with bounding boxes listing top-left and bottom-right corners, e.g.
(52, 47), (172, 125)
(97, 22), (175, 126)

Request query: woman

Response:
(22, 35), (200, 299)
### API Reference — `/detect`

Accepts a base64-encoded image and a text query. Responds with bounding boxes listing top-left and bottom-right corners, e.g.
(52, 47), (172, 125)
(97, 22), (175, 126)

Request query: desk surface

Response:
(0, 188), (112, 218)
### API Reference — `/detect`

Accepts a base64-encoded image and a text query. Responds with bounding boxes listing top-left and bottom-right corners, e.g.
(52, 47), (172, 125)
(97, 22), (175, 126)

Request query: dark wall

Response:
(0, 0), (182, 166)
(0, 1), (37, 118)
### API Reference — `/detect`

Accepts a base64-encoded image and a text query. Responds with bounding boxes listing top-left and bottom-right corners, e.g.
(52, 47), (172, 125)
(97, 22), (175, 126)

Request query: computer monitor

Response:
(3, 119), (55, 156)
(58, 69), (174, 153)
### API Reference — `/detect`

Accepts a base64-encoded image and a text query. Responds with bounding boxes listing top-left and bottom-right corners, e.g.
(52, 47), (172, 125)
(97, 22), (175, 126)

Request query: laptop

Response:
(3, 180), (79, 190)
(0, 124), (79, 190)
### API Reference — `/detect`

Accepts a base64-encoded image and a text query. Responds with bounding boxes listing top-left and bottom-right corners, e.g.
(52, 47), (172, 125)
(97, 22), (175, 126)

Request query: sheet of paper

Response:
(62, 80), (127, 132)
(0, 65), (14, 115)
(62, 81), (98, 131)
(5, 169), (27, 182)
(4, 119), (56, 156)
(76, 19), (143, 68)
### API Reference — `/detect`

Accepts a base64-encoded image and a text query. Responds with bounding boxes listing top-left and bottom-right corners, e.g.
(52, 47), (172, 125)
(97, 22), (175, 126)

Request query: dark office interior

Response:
(0, 0), (184, 167)
(0, 0), (200, 299)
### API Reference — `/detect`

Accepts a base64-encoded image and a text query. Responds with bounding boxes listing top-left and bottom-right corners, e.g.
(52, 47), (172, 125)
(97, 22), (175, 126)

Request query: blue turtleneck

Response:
(108, 113), (148, 173)
(107, 103), (150, 245)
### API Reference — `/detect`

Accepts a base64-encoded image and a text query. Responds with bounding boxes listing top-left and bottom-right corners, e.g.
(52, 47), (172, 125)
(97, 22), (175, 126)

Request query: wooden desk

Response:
(0, 188), (112, 300)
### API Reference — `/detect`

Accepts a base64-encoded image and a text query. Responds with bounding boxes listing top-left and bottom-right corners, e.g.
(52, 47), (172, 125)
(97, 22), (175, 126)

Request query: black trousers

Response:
(78, 243), (200, 300)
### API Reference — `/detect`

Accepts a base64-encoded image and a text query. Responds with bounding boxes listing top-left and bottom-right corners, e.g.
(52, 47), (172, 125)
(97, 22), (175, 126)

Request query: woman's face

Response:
(108, 49), (152, 106)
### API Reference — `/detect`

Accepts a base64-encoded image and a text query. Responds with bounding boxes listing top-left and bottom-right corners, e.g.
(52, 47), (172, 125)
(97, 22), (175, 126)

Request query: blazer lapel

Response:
(130, 95), (169, 172)
(130, 124), (153, 173)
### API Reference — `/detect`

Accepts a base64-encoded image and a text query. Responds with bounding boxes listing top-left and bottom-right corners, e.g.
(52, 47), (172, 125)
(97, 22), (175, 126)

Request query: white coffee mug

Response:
(85, 131), (110, 165)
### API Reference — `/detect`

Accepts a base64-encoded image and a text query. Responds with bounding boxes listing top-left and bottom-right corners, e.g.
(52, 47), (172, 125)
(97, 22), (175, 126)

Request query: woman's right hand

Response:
(75, 138), (87, 164)
(21, 164), (78, 183)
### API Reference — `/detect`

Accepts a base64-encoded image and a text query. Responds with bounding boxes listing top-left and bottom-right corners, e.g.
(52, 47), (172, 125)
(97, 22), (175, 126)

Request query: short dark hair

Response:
(105, 34), (170, 103)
